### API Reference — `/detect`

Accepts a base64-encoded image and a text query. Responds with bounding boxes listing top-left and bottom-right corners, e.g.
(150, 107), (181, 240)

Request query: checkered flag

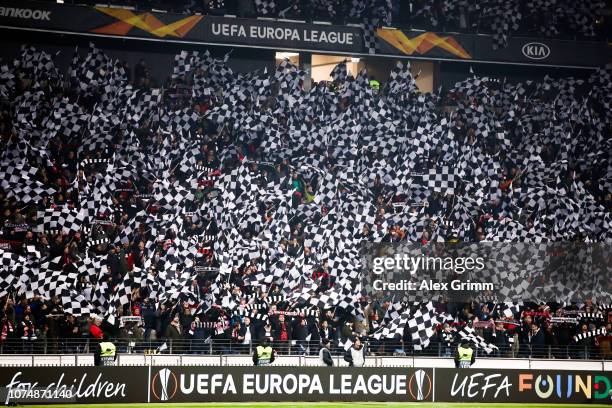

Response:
(126, 88), (161, 126)
(209, 0), (225, 9)
(487, 0), (521, 49)
(160, 108), (200, 132)
(330, 61), (348, 83)
(15, 45), (60, 85)
(314, 172), (338, 207)
(348, 0), (366, 19)
(92, 281), (111, 314)
(388, 61), (418, 95)
(254, 0), (276, 15)
(36, 207), (85, 234)
(14, 89), (44, 126)
(1, 163), (56, 205)
(457, 326), (498, 354)
(45, 99), (88, 140)
(422, 166), (457, 195)
(0, 250), (24, 297)
(408, 302), (440, 350)
(450, 195), (482, 225)
(58, 287), (92, 316)
(105, 273), (134, 324)
(372, 309), (411, 340)
(73, 43), (113, 95)
(153, 180), (195, 211)
(172, 50), (202, 79)
(0, 63), (16, 98)
(497, 301), (523, 318)
(23, 257), (79, 299)
(362, 20), (379, 55)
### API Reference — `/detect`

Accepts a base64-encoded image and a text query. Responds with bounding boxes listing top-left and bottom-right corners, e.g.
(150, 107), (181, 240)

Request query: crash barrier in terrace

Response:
(0, 338), (609, 361)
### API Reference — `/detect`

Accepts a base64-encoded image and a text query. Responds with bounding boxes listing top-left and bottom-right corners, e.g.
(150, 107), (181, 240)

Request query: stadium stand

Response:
(0, 37), (610, 362)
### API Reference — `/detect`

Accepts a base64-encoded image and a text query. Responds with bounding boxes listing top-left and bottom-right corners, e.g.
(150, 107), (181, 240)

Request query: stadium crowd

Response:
(2, 292), (612, 359)
(0, 40), (610, 359)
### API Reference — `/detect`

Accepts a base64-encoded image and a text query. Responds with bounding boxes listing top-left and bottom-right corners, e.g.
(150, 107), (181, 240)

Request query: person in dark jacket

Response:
(19, 313), (37, 353)
(308, 318), (321, 354)
(117, 243), (130, 275)
(292, 318), (309, 355)
(438, 323), (456, 357)
(141, 298), (158, 340)
(189, 316), (207, 354)
(158, 304), (171, 337)
(0, 315), (16, 353)
(319, 319), (335, 342)
(273, 314), (292, 354)
(492, 322), (511, 357)
(134, 59), (150, 88)
(165, 315), (184, 352)
(518, 315), (533, 357)
(237, 316), (258, 353)
(529, 322), (546, 358)
(106, 246), (120, 281)
(59, 314), (80, 352)
(574, 323), (595, 359)
(132, 241), (146, 269)
(259, 322), (274, 344)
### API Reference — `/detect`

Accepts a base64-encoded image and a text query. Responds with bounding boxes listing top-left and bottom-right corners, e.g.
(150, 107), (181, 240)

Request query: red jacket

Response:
(90, 324), (103, 339)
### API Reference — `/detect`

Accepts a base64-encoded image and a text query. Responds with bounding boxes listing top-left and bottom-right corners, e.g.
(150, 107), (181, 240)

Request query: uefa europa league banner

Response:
(147, 367), (434, 402)
(0, 0), (609, 67)
(0, 366), (609, 404)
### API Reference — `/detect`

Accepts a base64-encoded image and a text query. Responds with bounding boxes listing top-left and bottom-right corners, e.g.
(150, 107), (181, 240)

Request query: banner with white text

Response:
(0, 366), (610, 404)
(0, 1), (609, 67)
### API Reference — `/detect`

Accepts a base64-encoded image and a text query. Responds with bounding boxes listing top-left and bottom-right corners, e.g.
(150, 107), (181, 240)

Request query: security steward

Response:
(252, 338), (276, 366)
(95, 341), (117, 366)
(369, 76), (380, 92)
(454, 340), (475, 368)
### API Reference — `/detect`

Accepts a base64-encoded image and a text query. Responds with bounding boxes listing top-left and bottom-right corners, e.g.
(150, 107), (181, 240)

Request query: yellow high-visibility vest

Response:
(100, 342), (116, 357)
(458, 346), (473, 361)
(256, 345), (273, 365)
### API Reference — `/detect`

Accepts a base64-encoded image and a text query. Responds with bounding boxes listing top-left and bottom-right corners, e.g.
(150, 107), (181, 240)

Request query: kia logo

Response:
(522, 42), (550, 60)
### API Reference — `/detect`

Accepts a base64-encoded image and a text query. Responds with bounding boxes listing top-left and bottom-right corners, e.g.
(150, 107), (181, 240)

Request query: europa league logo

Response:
(151, 368), (178, 401)
(408, 369), (432, 401)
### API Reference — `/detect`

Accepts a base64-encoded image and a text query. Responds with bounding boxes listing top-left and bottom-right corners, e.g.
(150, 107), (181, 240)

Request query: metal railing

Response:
(0, 338), (609, 360)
